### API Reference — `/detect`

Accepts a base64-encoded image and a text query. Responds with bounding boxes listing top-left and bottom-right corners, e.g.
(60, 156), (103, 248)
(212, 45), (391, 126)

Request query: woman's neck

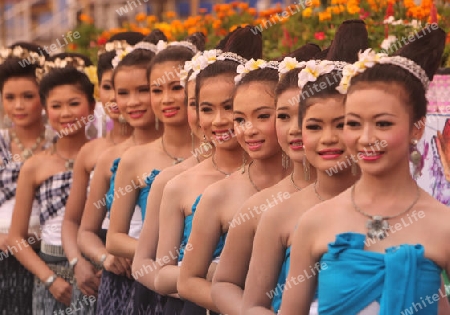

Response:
(11, 122), (46, 143)
(315, 168), (358, 200)
(250, 150), (291, 190)
(109, 118), (133, 143)
(56, 131), (89, 157)
(213, 146), (248, 173)
(132, 123), (164, 145)
(160, 123), (195, 159)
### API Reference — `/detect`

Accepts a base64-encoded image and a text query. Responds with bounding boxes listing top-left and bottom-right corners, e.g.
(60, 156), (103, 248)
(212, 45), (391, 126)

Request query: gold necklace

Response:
(52, 143), (75, 171)
(212, 153), (247, 177)
(161, 137), (184, 165)
(290, 172), (302, 191)
(10, 129), (46, 160)
(247, 161), (260, 192)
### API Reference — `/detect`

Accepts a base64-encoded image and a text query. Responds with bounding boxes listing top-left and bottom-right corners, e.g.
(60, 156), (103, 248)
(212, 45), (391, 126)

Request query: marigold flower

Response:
(135, 12), (146, 22)
(165, 11), (177, 19)
(302, 7), (313, 17)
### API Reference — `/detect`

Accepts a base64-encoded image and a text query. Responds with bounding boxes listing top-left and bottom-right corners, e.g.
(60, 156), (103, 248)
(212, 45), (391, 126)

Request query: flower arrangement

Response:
(68, 1), (450, 67)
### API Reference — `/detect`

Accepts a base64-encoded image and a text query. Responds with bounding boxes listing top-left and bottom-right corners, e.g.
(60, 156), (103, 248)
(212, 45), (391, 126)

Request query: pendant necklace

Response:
(351, 184), (420, 240)
(247, 161), (260, 192)
(52, 143), (75, 171)
(212, 153), (247, 177)
(290, 172), (302, 191)
(10, 129), (46, 161)
(161, 137), (184, 165)
(313, 180), (325, 201)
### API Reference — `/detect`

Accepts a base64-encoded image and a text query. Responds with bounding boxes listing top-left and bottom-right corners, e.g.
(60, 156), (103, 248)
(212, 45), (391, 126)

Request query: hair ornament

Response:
(180, 49), (222, 87)
(155, 40), (199, 54)
(111, 45), (134, 68)
(217, 52), (248, 66)
(297, 60), (346, 89)
(132, 41), (159, 54)
(336, 48), (430, 94)
(0, 46), (46, 67)
(235, 59), (279, 84)
(98, 40), (130, 56)
(278, 57), (306, 77)
(35, 56), (90, 83)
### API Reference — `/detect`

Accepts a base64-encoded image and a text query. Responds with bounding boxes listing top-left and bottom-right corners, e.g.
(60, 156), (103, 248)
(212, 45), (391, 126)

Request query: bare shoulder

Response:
(155, 156), (198, 186)
(78, 138), (112, 170)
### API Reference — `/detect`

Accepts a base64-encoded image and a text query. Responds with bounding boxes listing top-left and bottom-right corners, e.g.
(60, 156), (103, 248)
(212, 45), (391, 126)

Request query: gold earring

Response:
(199, 135), (213, 158)
(410, 139), (422, 179)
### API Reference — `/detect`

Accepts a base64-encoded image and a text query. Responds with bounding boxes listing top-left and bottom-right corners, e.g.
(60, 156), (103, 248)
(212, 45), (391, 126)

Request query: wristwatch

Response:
(44, 273), (57, 289)
(69, 257), (78, 268)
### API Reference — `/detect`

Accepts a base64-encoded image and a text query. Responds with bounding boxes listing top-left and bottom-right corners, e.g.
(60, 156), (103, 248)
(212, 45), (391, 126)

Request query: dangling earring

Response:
(351, 162), (358, 176)
(3, 115), (12, 128)
(118, 114), (127, 135)
(410, 139), (422, 179)
(155, 117), (159, 131)
(192, 132), (199, 163)
(302, 155), (310, 181)
(199, 135), (213, 158)
(282, 151), (291, 170)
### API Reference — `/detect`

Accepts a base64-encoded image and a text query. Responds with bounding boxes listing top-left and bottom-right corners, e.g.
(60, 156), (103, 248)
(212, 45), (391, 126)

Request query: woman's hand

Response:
(49, 277), (73, 306)
(74, 258), (101, 297)
(436, 131), (450, 181)
(103, 254), (132, 278)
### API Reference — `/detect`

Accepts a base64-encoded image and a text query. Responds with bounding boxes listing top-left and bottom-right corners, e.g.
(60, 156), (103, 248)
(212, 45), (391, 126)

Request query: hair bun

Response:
(223, 25), (262, 60)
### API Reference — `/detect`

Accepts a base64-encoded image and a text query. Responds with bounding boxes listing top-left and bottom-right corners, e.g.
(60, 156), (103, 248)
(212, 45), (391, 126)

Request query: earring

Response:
(155, 117), (159, 131)
(302, 155), (311, 181)
(351, 162), (358, 176)
(282, 151), (291, 170)
(199, 135), (213, 158)
(3, 115), (12, 128)
(118, 114), (127, 135)
(410, 139), (422, 179)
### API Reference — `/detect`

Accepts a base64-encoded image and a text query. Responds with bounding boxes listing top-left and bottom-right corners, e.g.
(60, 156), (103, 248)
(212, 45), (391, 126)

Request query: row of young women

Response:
(0, 18), (449, 315)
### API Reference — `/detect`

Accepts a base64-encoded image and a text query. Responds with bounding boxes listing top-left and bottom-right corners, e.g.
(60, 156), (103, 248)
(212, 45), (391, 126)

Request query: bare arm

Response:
(133, 173), (169, 290)
(177, 188), (222, 313)
(242, 210), (287, 315)
(211, 203), (259, 315)
(7, 159), (72, 305)
(278, 213), (318, 315)
(153, 178), (185, 295)
(105, 150), (140, 259)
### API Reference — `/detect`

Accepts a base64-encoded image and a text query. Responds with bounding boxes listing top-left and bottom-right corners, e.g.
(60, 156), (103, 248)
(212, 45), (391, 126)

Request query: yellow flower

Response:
(84, 66), (99, 100)
(302, 7), (313, 17)
(135, 12), (146, 22)
(146, 15), (157, 24)
(318, 11), (332, 21)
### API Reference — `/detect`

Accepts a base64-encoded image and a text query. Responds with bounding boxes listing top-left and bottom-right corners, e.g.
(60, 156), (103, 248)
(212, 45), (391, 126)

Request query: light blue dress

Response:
(137, 169), (161, 220)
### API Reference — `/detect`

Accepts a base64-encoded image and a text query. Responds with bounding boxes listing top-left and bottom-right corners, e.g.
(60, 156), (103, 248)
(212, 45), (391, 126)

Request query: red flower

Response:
(359, 8), (369, 20)
(314, 32), (325, 40)
(97, 37), (107, 46)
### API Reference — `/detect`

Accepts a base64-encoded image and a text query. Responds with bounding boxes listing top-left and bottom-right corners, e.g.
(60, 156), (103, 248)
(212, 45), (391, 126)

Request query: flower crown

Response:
(111, 41), (162, 68)
(278, 57), (306, 78)
(97, 40), (130, 56)
(180, 49), (222, 87)
(35, 57), (89, 82)
(336, 49), (430, 94)
(235, 59), (279, 84)
(0, 46), (46, 67)
(156, 40), (199, 54)
(298, 60), (347, 89)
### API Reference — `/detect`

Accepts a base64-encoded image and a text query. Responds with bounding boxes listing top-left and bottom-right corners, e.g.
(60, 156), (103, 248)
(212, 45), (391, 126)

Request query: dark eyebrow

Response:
(233, 110), (245, 115)
(277, 106), (290, 111)
(332, 115), (345, 122)
(347, 112), (396, 119)
(254, 106), (274, 112)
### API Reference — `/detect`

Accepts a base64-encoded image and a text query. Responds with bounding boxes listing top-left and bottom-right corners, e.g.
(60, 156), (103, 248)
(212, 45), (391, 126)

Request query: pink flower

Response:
(314, 32), (325, 41)
(360, 8), (369, 20)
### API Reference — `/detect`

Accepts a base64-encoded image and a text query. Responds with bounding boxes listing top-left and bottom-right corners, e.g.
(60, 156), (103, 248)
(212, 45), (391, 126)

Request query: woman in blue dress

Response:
(280, 25), (450, 315)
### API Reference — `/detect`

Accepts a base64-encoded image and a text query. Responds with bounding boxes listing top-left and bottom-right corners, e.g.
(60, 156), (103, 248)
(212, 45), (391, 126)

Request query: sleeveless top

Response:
(36, 171), (73, 245)
(318, 233), (442, 315)
(178, 195), (227, 263)
(0, 128), (53, 235)
(104, 158), (142, 238)
(137, 169), (160, 221)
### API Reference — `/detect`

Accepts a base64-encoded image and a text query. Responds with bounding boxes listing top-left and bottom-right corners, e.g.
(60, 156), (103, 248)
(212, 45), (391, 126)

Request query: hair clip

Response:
(217, 52), (248, 66)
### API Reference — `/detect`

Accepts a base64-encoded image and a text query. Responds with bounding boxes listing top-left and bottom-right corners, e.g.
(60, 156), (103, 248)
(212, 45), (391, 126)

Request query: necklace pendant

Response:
(366, 216), (390, 240)
(173, 158), (184, 165)
(65, 159), (74, 170)
(22, 149), (32, 160)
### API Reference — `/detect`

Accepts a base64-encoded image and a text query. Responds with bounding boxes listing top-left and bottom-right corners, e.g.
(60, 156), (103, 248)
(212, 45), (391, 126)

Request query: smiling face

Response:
(198, 75), (237, 150)
(150, 61), (187, 127)
(45, 84), (93, 136)
(114, 66), (154, 128)
(233, 81), (281, 159)
(344, 84), (422, 176)
(276, 88), (304, 163)
(302, 96), (349, 172)
(2, 77), (42, 128)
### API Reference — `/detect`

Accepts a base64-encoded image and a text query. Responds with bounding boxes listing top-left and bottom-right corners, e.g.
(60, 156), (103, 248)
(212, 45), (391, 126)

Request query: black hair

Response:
(275, 43), (321, 62)
(299, 20), (369, 125)
(142, 28), (168, 44)
(39, 68), (95, 107)
(97, 31), (148, 82)
(348, 25), (446, 122)
(275, 68), (301, 98)
(0, 57), (39, 92)
(436, 67), (450, 75)
(112, 48), (156, 87)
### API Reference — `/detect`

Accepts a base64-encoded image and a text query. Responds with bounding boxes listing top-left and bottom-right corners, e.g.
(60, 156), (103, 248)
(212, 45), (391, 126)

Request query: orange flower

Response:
(165, 11), (177, 19)
(80, 13), (93, 24)
(318, 10), (332, 21)
(199, 8), (208, 14)
(238, 2), (249, 10)
(187, 27), (197, 35)
(212, 20), (222, 29)
(248, 8), (257, 16)
(135, 12), (146, 22)
(302, 7), (313, 17)
(231, 1), (239, 8)
(213, 4), (221, 12)
(147, 15), (157, 24)
(229, 25), (239, 32)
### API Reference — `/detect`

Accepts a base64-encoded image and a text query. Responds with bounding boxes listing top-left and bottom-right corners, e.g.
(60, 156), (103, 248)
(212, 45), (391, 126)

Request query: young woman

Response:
(61, 32), (142, 305)
(241, 20), (368, 315)
(77, 42), (163, 315)
(280, 26), (450, 315)
(6, 58), (95, 314)
(0, 42), (53, 314)
(105, 35), (204, 314)
(210, 43), (324, 315)
(177, 55), (294, 314)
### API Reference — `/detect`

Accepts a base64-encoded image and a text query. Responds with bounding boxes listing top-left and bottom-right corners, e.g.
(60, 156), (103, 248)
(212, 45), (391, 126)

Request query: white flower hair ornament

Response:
(155, 40), (199, 54)
(278, 57), (306, 78)
(111, 45), (134, 68)
(98, 40), (130, 56)
(180, 49), (222, 87)
(235, 59), (279, 84)
(336, 48), (430, 94)
(0, 46), (46, 67)
(35, 56), (88, 82)
(297, 60), (341, 88)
